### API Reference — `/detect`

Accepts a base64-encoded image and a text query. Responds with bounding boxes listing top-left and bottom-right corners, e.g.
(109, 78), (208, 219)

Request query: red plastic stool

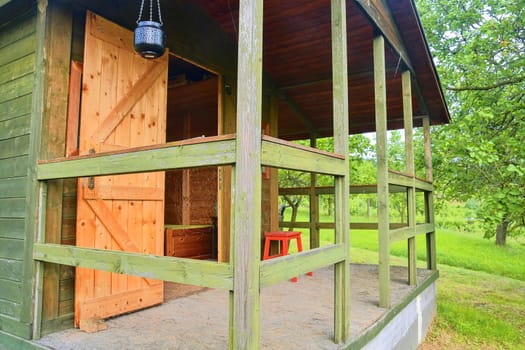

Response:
(263, 231), (313, 282)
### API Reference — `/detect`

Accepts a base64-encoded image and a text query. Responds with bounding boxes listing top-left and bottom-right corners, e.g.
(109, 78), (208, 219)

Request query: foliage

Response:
(415, 0), (525, 244)
(285, 207), (525, 281)
(350, 247), (525, 349)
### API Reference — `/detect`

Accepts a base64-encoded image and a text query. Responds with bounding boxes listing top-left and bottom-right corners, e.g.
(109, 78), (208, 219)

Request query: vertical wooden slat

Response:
(35, 0), (73, 331)
(231, 0), (264, 348)
(65, 61), (82, 157)
(111, 49), (132, 294)
(309, 137), (320, 249)
(33, 182), (47, 339)
(423, 116), (436, 270)
(423, 116), (433, 182)
(374, 35), (390, 308)
(269, 95), (279, 232)
(228, 165), (236, 349)
(331, 0), (350, 343)
(218, 76), (236, 263)
(402, 71), (417, 286)
(25, 0), (48, 328)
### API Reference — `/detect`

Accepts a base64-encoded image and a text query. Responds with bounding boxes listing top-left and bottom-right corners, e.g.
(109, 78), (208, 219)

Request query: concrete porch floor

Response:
(35, 264), (434, 349)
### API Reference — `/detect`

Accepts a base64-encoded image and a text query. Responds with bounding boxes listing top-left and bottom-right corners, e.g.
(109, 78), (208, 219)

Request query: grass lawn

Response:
(282, 207), (525, 348)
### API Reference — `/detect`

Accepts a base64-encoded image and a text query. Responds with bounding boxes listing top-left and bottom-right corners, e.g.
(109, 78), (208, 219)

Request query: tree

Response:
(416, 0), (525, 245)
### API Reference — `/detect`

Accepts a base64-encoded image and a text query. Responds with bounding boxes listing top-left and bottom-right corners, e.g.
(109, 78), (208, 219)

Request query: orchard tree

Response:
(416, 0), (525, 245)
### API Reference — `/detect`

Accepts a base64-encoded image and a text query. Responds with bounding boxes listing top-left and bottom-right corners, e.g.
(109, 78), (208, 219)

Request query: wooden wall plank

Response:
(0, 34), (35, 67)
(0, 316), (32, 340)
(0, 177), (26, 198)
(0, 258), (23, 281)
(0, 299), (22, 319)
(33, 243), (233, 290)
(0, 238), (24, 259)
(0, 54), (34, 85)
(0, 74), (34, 105)
(0, 279), (23, 303)
(0, 115), (31, 140)
(0, 94), (32, 123)
(0, 156), (29, 179)
(0, 135), (30, 159)
(0, 4), (36, 337)
(0, 8), (35, 49)
(0, 198), (25, 218)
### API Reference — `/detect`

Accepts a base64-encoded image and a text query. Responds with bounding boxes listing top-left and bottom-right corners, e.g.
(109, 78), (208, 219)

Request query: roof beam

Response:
(354, 0), (414, 72)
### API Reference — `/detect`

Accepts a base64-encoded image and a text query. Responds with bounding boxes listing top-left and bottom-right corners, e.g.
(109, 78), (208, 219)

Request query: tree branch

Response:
(447, 75), (525, 91)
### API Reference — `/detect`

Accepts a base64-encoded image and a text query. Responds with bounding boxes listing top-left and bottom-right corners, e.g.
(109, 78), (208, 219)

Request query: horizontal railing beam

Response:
(262, 136), (346, 176)
(37, 135), (236, 180)
(389, 223), (434, 242)
(415, 178), (433, 192)
(260, 244), (346, 288)
(33, 243), (233, 290)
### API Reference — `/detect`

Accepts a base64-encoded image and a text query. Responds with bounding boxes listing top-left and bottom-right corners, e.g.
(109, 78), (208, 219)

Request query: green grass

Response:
(283, 206), (525, 348)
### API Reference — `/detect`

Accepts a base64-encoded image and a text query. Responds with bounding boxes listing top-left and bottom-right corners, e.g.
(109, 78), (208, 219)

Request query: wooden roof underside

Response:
(16, 0), (449, 140)
(190, 0), (449, 139)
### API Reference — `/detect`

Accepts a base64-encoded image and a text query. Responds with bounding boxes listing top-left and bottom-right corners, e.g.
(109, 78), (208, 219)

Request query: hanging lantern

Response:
(134, 0), (165, 59)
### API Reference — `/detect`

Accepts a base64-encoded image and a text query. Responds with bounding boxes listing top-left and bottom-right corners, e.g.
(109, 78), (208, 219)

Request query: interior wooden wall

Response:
(165, 77), (219, 227)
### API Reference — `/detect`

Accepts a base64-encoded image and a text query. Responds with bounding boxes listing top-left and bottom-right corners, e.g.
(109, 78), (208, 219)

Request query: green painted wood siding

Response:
(0, 9), (36, 339)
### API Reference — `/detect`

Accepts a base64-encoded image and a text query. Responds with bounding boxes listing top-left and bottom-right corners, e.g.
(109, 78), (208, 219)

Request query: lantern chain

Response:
(136, 0), (145, 24)
(136, 0), (163, 25)
(157, 0), (163, 26)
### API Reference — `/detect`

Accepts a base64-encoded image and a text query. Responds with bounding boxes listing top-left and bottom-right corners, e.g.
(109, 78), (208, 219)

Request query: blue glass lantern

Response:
(134, 0), (165, 59)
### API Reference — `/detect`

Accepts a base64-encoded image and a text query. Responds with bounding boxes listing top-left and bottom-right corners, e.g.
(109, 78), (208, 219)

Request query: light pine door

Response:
(75, 11), (168, 327)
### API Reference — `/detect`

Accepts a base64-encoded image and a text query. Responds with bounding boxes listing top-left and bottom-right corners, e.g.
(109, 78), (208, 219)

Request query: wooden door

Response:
(75, 12), (168, 328)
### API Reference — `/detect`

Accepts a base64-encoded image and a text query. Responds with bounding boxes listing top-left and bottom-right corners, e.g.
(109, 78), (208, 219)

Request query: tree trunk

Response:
(495, 218), (510, 246)
(282, 195), (301, 231)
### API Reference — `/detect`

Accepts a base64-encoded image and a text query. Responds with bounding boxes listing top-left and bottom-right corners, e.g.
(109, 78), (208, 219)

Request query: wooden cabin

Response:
(0, 0), (449, 348)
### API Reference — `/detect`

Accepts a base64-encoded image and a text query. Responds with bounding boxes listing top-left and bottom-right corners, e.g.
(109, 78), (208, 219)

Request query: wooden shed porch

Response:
(35, 265), (438, 349)
(0, 0), (448, 348)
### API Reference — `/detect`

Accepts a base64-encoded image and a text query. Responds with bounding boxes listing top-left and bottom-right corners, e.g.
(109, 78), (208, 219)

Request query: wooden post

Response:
(25, 0), (49, 334)
(331, 0), (350, 343)
(402, 71), (417, 286)
(309, 136), (320, 249)
(33, 182), (48, 339)
(269, 95), (279, 232)
(230, 0), (264, 348)
(218, 76), (236, 263)
(423, 116), (437, 271)
(423, 116), (433, 182)
(374, 35), (390, 308)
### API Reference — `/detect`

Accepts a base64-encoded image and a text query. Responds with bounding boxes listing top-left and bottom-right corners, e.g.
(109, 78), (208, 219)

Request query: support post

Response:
(230, 0), (264, 348)
(269, 95), (280, 233)
(402, 71), (417, 286)
(309, 136), (320, 249)
(218, 76), (236, 263)
(33, 182), (47, 339)
(374, 35), (390, 308)
(423, 117), (437, 271)
(331, 0), (350, 343)
(25, 0), (48, 332)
